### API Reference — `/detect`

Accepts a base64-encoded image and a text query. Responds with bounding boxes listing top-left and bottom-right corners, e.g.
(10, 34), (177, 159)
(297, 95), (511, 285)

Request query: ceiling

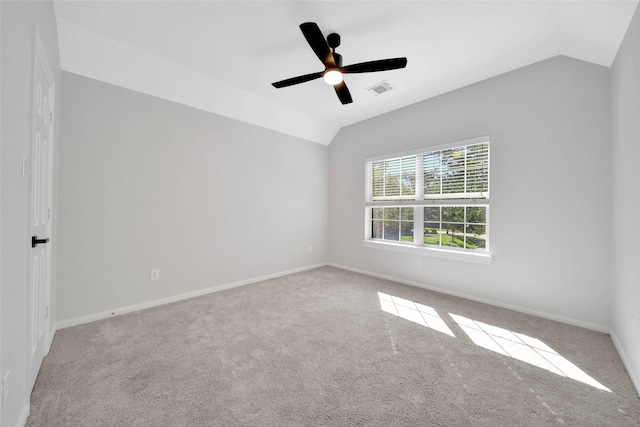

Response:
(53, 0), (639, 145)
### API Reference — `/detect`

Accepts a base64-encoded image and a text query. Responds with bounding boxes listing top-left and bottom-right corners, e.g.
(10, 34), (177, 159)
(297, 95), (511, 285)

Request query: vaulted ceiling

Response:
(53, 1), (639, 145)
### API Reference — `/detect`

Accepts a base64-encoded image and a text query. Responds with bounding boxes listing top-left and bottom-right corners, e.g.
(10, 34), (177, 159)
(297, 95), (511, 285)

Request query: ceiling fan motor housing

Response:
(327, 33), (341, 49)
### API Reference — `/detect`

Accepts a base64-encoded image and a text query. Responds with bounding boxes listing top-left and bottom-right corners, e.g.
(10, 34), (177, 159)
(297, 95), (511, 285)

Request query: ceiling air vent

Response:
(367, 80), (394, 96)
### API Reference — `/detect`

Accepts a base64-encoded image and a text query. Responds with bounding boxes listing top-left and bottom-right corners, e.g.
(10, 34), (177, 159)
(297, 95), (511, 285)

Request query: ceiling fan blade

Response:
(299, 22), (336, 67)
(342, 57), (408, 74)
(272, 72), (323, 88)
(334, 81), (353, 105)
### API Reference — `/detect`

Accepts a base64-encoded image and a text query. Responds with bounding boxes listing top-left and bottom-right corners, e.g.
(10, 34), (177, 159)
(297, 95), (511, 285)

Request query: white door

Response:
(27, 32), (54, 391)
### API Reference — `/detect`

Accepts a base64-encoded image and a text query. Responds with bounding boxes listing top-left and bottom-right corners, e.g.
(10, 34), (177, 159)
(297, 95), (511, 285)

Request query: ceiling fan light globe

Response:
(323, 69), (343, 85)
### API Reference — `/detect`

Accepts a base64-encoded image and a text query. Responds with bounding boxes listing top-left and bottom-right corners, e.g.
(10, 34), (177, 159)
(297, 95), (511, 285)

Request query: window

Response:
(365, 137), (490, 259)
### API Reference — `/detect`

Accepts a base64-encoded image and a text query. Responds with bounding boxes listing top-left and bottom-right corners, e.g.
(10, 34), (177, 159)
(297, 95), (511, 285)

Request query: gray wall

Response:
(328, 56), (612, 329)
(56, 72), (328, 323)
(1, 1), (61, 426)
(611, 3), (640, 393)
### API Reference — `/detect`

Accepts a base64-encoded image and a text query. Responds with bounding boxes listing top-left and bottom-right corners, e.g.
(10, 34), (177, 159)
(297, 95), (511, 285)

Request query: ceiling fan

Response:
(272, 22), (408, 105)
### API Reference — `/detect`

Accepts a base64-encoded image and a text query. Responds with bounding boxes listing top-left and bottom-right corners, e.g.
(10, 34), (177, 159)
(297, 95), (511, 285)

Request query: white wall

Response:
(329, 56), (612, 330)
(611, 3), (640, 393)
(56, 72), (328, 324)
(0, 1), (61, 426)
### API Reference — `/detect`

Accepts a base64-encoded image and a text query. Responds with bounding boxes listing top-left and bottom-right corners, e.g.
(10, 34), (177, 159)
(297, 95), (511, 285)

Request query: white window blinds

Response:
(367, 141), (489, 205)
(368, 155), (417, 201)
(423, 143), (489, 199)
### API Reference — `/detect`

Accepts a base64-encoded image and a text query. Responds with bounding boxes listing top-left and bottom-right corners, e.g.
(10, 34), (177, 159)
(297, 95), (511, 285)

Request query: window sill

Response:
(362, 240), (492, 265)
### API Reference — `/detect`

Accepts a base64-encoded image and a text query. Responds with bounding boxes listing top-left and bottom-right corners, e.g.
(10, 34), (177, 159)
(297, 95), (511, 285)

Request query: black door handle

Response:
(32, 236), (49, 248)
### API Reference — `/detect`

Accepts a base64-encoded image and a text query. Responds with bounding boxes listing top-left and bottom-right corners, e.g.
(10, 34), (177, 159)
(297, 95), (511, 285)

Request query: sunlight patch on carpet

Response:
(449, 313), (611, 392)
(378, 292), (455, 337)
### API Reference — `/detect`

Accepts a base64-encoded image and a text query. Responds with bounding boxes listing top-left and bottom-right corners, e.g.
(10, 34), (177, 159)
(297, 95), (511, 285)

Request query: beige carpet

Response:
(27, 267), (640, 426)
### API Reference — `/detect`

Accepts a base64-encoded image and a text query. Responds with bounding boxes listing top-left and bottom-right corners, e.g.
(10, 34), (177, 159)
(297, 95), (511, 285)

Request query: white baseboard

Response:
(328, 262), (610, 333)
(17, 403), (29, 427)
(609, 330), (640, 397)
(56, 263), (328, 330)
(45, 326), (55, 355)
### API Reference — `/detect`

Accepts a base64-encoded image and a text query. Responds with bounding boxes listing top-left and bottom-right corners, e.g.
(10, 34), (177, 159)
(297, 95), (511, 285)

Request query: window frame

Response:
(363, 136), (492, 265)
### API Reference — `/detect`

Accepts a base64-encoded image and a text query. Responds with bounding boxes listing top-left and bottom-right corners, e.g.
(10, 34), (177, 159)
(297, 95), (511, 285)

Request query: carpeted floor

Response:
(27, 267), (640, 426)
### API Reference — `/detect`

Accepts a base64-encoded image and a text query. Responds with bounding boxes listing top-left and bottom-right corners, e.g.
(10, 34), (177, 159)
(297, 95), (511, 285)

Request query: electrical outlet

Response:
(3, 371), (10, 408)
(150, 269), (160, 281)
(415, 259), (421, 268)
(291, 250), (296, 258)
(308, 245), (313, 253)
